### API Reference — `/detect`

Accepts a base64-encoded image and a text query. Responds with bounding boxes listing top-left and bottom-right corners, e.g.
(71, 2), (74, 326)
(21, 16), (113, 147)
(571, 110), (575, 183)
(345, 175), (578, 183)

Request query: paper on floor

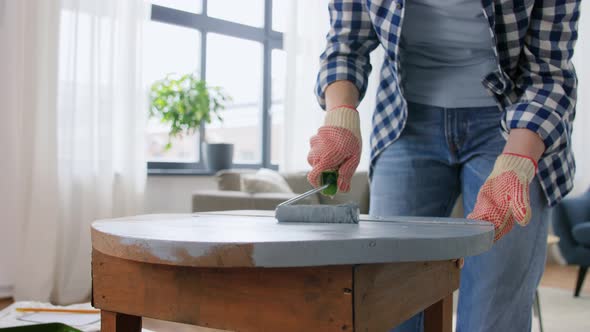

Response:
(18, 312), (99, 326)
(0, 301), (101, 332)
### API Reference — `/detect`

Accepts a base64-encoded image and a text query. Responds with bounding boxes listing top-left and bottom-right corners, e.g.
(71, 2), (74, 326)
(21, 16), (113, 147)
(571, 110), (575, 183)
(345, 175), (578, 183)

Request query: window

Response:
(146, 0), (285, 173)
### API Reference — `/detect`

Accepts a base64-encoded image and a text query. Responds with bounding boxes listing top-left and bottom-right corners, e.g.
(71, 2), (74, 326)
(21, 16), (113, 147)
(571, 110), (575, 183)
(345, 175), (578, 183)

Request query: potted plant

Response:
(150, 72), (233, 171)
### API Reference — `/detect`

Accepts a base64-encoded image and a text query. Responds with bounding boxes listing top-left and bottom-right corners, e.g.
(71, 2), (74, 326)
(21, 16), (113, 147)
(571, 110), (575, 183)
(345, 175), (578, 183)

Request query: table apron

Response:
(92, 249), (460, 332)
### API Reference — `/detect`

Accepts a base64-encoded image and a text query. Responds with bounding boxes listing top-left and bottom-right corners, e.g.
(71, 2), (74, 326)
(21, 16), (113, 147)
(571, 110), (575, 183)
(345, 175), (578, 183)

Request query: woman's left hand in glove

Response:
(467, 153), (538, 242)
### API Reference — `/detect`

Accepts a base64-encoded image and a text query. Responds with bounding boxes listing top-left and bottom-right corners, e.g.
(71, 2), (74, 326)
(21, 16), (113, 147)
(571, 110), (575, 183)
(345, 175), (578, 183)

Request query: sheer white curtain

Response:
(571, 12), (590, 195)
(0, 0), (147, 304)
(0, 0), (61, 300)
(282, 0), (384, 172)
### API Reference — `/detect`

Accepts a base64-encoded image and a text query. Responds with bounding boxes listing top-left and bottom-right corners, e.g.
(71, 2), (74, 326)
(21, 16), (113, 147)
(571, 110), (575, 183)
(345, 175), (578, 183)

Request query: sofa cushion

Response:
(251, 192), (317, 210)
(216, 169), (256, 191)
(282, 172), (314, 194)
(193, 190), (255, 212)
(192, 190), (317, 212)
(241, 168), (293, 194)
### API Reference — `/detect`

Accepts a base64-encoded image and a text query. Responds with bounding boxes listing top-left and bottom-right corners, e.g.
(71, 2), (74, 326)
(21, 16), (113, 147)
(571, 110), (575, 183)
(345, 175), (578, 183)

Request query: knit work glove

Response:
(307, 106), (361, 193)
(467, 153), (538, 242)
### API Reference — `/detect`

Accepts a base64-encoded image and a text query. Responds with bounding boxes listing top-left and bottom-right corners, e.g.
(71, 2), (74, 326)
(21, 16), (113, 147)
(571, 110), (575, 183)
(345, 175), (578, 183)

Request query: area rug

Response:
(452, 287), (590, 332)
(532, 287), (590, 332)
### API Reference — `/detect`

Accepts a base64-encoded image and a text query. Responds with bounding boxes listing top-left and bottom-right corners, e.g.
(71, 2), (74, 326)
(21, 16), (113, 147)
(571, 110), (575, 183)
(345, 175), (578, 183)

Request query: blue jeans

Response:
(370, 102), (549, 332)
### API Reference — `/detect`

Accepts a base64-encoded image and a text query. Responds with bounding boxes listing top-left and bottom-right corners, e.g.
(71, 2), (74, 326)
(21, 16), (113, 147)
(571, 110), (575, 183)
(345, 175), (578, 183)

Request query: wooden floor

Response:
(0, 264), (587, 331)
(539, 264), (589, 295)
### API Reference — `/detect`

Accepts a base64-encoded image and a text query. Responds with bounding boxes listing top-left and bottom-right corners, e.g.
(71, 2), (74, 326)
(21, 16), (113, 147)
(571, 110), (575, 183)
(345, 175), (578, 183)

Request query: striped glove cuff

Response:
(324, 106), (361, 142)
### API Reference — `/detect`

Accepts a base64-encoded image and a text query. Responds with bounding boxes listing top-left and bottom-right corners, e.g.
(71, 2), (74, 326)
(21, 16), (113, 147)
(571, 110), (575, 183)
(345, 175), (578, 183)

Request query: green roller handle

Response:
(320, 171), (338, 196)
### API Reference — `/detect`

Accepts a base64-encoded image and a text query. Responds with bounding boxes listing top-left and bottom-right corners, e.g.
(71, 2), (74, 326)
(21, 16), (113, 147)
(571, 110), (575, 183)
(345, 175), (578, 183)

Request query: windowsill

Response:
(147, 168), (215, 176)
(147, 163), (278, 176)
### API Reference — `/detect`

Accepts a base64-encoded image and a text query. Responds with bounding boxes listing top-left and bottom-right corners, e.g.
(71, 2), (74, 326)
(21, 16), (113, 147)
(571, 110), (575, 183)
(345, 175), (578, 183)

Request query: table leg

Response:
(354, 261), (459, 331)
(101, 310), (142, 332)
(424, 294), (453, 332)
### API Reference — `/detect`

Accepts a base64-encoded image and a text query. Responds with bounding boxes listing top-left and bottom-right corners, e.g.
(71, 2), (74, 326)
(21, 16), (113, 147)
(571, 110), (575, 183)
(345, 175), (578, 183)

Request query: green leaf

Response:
(148, 71), (231, 149)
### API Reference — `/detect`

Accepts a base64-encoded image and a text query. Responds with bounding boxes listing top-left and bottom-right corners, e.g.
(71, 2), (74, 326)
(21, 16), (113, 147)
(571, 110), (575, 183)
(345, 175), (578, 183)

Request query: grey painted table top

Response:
(91, 210), (494, 268)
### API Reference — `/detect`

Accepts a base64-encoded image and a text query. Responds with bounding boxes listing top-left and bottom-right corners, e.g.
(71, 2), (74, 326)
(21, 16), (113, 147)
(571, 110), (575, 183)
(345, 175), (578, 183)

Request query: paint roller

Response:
(275, 171), (360, 224)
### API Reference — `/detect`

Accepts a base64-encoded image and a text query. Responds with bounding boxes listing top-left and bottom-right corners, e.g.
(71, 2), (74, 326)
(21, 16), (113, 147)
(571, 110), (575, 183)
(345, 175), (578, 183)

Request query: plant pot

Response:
(202, 143), (234, 172)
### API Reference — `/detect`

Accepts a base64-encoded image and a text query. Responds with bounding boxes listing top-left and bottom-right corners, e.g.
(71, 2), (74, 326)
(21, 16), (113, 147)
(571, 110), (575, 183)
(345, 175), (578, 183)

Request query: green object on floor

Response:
(321, 171), (338, 196)
(0, 323), (82, 332)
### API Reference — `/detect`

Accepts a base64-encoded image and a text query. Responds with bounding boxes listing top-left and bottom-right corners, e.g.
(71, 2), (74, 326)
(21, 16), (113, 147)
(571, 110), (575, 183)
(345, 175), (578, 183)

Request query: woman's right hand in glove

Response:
(307, 105), (362, 193)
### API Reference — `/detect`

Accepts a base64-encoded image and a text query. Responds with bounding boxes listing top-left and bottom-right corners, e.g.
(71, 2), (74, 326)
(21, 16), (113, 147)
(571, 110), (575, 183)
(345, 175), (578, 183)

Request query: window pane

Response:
(151, 0), (202, 14)
(207, 0), (264, 28)
(146, 119), (200, 162)
(272, 0), (289, 33)
(271, 49), (286, 164)
(207, 107), (260, 163)
(144, 21), (201, 86)
(206, 34), (262, 164)
(144, 21), (201, 162)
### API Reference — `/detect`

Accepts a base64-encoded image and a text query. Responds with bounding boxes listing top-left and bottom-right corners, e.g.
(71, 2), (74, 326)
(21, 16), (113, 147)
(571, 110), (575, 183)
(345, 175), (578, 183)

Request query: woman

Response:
(307, 0), (580, 331)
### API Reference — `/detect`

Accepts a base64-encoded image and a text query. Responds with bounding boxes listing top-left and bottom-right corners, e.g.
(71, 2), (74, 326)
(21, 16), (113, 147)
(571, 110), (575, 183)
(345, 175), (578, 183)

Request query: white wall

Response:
(144, 175), (217, 213)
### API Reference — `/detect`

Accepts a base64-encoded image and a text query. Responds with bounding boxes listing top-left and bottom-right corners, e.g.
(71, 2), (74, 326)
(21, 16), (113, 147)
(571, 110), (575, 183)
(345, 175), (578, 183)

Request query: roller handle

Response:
(321, 171), (338, 196)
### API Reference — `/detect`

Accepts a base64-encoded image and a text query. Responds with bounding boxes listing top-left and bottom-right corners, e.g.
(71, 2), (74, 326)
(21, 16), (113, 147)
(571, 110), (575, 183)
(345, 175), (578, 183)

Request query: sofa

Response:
(192, 169), (371, 214)
(551, 189), (590, 297)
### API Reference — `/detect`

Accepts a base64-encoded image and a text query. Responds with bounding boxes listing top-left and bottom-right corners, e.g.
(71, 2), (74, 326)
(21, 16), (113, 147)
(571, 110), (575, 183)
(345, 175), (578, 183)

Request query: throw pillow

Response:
(241, 168), (293, 193)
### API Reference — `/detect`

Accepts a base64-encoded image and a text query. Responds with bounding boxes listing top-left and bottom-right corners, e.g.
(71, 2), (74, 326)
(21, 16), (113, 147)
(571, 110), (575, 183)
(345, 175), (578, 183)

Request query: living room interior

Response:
(1, 0), (590, 331)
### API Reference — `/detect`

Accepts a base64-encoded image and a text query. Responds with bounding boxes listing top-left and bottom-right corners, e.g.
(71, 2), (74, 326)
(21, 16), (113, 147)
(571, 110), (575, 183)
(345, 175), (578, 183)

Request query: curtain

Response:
(0, 0), (61, 299)
(0, 0), (147, 304)
(570, 10), (590, 196)
(282, 0), (384, 172)
(282, 1), (590, 196)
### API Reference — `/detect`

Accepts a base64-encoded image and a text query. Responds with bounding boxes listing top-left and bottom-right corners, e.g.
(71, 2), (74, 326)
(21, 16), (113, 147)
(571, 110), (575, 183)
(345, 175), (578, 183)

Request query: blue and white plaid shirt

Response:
(315, 0), (580, 206)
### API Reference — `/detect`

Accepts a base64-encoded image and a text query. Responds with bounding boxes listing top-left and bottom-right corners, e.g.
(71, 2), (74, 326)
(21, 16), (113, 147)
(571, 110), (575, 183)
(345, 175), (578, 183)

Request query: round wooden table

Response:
(91, 210), (494, 332)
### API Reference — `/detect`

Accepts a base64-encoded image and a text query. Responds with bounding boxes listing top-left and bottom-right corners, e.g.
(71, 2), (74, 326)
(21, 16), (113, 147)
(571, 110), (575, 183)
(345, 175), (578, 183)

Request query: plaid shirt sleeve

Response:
(315, 0), (380, 110)
(505, 0), (580, 155)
